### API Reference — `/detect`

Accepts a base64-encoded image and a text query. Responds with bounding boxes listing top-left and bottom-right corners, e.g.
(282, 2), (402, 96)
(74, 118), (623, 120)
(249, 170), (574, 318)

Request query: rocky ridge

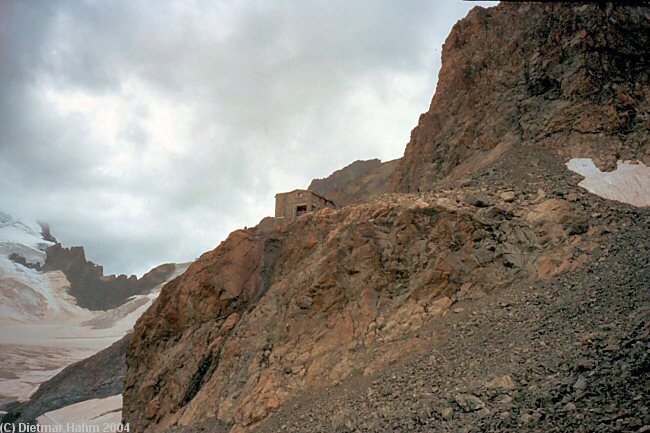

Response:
(123, 3), (649, 433)
(248, 205), (648, 433)
(42, 243), (178, 310)
(391, 3), (649, 193)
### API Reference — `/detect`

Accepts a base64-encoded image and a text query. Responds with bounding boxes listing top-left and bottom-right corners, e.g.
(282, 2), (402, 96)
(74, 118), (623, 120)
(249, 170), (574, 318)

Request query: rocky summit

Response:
(42, 243), (179, 311)
(123, 3), (649, 433)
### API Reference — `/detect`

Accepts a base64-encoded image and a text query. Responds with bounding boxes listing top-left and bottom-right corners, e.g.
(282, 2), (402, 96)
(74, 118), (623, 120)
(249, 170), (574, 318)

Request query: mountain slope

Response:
(390, 3), (649, 193)
(125, 177), (611, 432)
(0, 212), (87, 322)
(247, 217), (648, 433)
(123, 3), (649, 433)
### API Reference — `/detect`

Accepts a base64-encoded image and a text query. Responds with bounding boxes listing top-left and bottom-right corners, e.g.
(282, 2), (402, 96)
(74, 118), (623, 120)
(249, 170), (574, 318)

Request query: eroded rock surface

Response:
(391, 3), (650, 193)
(124, 186), (596, 432)
(248, 210), (649, 433)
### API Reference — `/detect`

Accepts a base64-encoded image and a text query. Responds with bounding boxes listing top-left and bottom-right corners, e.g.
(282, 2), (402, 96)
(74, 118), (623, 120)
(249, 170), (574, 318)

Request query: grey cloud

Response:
(0, 0), (498, 275)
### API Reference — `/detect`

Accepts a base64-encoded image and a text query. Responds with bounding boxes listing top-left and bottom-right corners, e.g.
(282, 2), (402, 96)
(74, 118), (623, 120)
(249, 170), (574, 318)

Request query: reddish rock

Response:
(123, 193), (587, 432)
(391, 3), (649, 193)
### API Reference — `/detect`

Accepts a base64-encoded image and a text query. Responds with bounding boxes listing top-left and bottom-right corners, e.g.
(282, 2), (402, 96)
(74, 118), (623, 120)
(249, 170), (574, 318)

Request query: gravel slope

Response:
(248, 208), (649, 433)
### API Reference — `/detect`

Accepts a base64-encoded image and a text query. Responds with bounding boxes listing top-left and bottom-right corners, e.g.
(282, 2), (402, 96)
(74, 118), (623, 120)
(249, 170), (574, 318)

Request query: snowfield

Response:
(0, 212), (87, 323)
(0, 212), (53, 264)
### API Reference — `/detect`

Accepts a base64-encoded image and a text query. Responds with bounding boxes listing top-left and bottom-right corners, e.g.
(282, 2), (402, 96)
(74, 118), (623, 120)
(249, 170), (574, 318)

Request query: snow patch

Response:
(81, 290), (159, 331)
(37, 395), (122, 429)
(0, 212), (53, 265)
(566, 159), (650, 207)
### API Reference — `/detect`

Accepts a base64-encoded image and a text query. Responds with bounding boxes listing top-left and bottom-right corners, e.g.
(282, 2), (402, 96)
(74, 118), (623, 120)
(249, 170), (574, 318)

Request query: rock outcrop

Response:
(42, 243), (178, 310)
(124, 182), (599, 432)
(248, 209), (649, 433)
(308, 159), (399, 207)
(391, 3), (649, 193)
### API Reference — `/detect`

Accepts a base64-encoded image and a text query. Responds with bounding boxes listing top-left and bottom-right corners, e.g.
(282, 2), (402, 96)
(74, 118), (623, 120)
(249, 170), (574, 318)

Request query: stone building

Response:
(275, 189), (336, 221)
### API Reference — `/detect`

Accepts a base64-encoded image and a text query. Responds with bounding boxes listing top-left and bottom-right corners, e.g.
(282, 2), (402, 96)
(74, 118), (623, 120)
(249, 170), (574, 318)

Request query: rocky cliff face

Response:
(123, 3), (649, 433)
(42, 243), (177, 310)
(125, 180), (600, 432)
(308, 159), (399, 207)
(391, 3), (649, 193)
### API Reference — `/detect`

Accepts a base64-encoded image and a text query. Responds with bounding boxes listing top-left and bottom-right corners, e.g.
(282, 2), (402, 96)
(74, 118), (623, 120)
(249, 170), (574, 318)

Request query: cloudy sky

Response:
(0, 0), (498, 276)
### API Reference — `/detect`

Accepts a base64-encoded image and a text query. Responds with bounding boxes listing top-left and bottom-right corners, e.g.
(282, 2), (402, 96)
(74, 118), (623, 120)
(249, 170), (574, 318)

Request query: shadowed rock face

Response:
(1, 335), (130, 425)
(391, 3), (650, 193)
(42, 243), (177, 310)
(308, 159), (399, 207)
